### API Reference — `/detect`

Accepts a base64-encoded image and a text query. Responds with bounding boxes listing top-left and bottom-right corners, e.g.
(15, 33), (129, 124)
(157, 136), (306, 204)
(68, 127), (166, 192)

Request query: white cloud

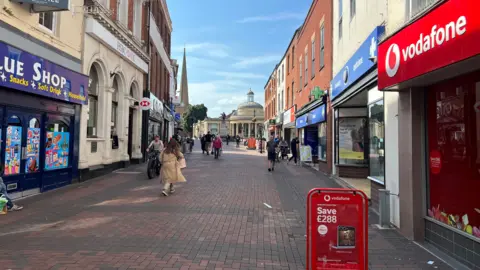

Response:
(236, 12), (304, 23)
(173, 42), (229, 58)
(232, 55), (280, 69)
(210, 71), (266, 79)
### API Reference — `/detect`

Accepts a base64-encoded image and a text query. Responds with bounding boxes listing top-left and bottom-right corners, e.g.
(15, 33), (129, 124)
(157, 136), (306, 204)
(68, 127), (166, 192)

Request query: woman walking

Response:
(160, 139), (186, 196)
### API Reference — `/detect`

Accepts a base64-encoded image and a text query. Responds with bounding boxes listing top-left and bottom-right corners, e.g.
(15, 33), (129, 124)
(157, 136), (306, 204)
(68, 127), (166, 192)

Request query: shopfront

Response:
(330, 26), (386, 200)
(275, 114), (283, 138)
(378, 0), (480, 267)
(283, 106), (296, 143)
(295, 103), (326, 170)
(0, 40), (88, 197)
(147, 94), (164, 144)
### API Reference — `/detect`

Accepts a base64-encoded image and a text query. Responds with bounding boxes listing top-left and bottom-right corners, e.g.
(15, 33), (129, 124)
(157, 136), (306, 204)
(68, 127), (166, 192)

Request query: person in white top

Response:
(147, 135), (164, 152)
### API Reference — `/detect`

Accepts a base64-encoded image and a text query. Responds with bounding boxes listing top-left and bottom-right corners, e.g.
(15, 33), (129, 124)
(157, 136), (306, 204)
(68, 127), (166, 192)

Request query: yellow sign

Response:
(339, 148), (364, 159)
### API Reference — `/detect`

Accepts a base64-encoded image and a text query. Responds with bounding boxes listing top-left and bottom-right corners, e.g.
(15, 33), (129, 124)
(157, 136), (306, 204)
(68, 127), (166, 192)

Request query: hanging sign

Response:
(139, 97), (152, 110)
(307, 188), (368, 270)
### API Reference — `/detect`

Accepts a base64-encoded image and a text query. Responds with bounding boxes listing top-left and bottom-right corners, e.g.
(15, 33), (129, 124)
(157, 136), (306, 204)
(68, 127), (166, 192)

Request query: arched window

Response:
(87, 66), (99, 137)
(112, 77), (119, 137)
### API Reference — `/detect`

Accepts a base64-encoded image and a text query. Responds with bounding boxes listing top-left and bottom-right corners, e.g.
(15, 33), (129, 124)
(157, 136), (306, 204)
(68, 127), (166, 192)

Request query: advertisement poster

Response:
(4, 126), (22, 175)
(300, 145), (312, 162)
(25, 128), (41, 173)
(338, 118), (366, 160)
(307, 189), (368, 269)
(45, 131), (69, 170)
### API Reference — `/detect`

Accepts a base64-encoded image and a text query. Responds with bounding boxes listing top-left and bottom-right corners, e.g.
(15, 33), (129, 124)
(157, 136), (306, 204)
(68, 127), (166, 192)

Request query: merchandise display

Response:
(45, 131), (70, 170)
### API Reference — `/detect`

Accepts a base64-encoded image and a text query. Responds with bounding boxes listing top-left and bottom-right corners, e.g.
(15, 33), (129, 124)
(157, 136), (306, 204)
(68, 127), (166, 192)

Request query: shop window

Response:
(337, 117), (367, 165)
(87, 67), (99, 138)
(427, 75), (480, 240)
(39, 12), (56, 32)
(4, 116), (22, 176)
(318, 122), (327, 161)
(45, 121), (69, 170)
(25, 118), (41, 173)
(368, 100), (385, 183)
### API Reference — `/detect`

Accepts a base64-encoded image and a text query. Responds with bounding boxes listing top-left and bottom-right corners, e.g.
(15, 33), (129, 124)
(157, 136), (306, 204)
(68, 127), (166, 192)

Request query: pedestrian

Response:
(200, 135), (206, 154)
(213, 135), (223, 159)
(226, 134), (230, 145)
(266, 135), (276, 172)
(204, 131), (213, 155)
(159, 139), (186, 196)
(0, 168), (23, 211)
(288, 137), (299, 165)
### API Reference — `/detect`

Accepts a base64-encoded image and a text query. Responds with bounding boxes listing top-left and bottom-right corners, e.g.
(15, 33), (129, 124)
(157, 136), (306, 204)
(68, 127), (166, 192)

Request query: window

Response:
(39, 12), (55, 32)
(282, 64), (284, 82)
(336, 116), (367, 165)
(339, 18), (343, 40)
(287, 54), (290, 73)
(426, 73), (480, 240)
(304, 51), (308, 86)
(292, 46), (295, 67)
(299, 59), (303, 91)
(45, 120), (70, 170)
(320, 25), (325, 69)
(318, 122), (327, 161)
(350, 0), (356, 19)
(291, 82), (295, 104)
(26, 118), (40, 173)
(406, 0), (439, 20)
(287, 87), (290, 107)
(311, 39), (316, 79)
(87, 67), (99, 138)
(368, 100), (385, 183)
(338, 0), (343, 40)
(4, 116), (22, 176)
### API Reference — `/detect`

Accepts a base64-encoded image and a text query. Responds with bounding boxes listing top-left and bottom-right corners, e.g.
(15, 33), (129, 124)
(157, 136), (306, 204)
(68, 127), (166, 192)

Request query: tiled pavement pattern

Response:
(0, 142), (454, 269)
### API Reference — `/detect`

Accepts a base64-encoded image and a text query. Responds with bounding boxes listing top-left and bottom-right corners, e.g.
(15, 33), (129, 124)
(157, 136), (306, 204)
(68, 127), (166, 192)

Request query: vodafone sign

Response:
(378, 0), (480, 89)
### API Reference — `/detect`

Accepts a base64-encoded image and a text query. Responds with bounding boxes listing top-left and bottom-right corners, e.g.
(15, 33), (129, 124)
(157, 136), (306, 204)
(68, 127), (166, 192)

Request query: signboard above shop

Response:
(0, 41), (88, 105)
(10, 0), (70, 12)
(377, 0), (479, 90)
(330, 26), (385, 100)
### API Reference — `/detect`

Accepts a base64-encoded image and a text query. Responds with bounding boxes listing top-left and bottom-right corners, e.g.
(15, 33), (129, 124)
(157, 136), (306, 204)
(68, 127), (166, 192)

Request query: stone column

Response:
(102, 87), (115, 165)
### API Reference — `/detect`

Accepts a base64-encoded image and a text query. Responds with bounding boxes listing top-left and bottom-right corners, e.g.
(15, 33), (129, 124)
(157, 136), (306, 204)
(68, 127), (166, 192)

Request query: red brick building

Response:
(264, 66), (278, 136)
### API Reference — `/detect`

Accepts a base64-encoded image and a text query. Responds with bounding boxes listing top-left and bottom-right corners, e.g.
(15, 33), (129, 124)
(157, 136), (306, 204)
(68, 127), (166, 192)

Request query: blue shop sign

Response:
(175, 113), (181, 121)
(296, 114), (308, 129)
(0, 41), (88, 105)
(309, 104), (326, 125)
(330, 26), (385, 100)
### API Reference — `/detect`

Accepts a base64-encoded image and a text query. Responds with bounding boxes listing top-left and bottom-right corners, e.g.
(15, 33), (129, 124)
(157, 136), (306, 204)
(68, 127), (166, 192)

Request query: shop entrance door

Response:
(3, 109), (42, 193)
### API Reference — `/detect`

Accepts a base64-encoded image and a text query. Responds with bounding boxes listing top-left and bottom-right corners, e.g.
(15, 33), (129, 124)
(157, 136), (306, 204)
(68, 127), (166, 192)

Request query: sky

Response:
(167, 0), (311, 118)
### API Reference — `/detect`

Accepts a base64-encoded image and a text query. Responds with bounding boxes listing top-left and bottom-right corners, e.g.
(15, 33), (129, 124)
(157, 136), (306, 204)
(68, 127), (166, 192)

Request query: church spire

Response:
(179, 46), (189, 107)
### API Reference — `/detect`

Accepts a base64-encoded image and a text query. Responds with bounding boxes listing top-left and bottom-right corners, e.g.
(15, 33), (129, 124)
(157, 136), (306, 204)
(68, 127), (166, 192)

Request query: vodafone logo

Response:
(385, 43), (400, 78)
(324, 195), (331, 202)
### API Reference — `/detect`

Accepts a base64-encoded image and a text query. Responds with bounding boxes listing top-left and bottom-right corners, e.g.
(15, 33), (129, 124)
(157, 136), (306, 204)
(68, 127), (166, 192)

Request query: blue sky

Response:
(167, 0), (311, 117)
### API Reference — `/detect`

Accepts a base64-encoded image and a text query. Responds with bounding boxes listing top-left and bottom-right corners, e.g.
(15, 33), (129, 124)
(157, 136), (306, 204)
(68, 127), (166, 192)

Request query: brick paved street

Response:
(0, 142), (452, 269)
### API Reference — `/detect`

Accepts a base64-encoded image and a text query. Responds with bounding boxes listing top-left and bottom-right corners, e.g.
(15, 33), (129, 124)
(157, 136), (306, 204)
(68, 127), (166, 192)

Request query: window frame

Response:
(350, 0), (356, 20)
(320, 25), (325, 69)
(304, 51), (308, 86)
(38, 12), (56, 33)
(311, 38), (316, 79)
(87, 69), (99, 138)
(299, 58), (303, 92)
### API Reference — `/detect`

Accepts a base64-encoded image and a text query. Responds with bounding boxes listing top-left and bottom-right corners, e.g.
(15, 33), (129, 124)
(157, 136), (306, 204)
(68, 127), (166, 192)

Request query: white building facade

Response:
(79, 0), (148, 179)
(331, 0), (400, 227)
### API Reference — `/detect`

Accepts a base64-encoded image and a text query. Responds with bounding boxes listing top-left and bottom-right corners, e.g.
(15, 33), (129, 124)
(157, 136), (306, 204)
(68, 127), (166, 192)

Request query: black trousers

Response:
(289, 152), (298, 163)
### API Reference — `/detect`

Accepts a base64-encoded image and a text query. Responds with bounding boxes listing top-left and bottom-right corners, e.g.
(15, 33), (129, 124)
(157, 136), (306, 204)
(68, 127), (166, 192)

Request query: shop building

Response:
(282, 106), (296, 143)
(378, 0), (480, 267)
(80, 0), (148, 179)
(0, 0), (88, 197)
(264, 67), (278, 137)
(292, 0), (333, 173)
(284, 27), (302, 142)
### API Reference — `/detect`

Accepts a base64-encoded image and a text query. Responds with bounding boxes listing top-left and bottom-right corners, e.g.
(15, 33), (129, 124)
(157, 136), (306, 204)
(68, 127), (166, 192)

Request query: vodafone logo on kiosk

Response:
(378, 0), (480, 89)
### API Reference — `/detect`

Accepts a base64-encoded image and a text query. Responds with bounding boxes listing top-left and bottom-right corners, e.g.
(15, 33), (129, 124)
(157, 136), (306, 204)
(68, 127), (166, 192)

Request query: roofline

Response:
(264, 63), (279, 89)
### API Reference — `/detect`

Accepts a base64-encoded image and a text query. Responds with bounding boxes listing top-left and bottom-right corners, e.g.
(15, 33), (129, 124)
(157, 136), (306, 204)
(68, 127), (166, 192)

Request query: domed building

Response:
(193, 90), (265, 138)
(228, 89), (265, 138)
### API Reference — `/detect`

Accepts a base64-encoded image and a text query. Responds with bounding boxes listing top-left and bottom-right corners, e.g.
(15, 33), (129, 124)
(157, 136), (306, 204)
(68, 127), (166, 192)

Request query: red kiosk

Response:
(306, 188), (369, 269)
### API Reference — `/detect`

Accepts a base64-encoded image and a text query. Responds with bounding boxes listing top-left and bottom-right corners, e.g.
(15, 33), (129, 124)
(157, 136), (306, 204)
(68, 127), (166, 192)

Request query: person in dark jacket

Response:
(204, 131), (213, 155)
(288, 137), (299, 165)
(200, 135), (206, 154)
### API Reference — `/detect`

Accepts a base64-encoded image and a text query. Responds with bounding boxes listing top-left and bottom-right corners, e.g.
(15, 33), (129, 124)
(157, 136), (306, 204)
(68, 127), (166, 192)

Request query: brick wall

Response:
(127, 0), (133, 31)
(109, 0), (118, 20)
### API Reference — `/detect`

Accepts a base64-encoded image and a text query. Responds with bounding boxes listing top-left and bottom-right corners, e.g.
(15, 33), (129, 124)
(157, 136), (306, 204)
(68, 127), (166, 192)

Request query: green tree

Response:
(182, 104), (208, 133)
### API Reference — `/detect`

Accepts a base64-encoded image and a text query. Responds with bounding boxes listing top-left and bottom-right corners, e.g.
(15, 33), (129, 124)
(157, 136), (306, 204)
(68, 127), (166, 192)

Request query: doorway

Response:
(128, 108), (134, 159)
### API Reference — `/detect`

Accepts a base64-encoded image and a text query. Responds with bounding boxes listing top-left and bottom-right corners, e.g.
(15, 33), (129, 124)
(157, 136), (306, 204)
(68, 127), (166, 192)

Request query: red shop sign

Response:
(306, 188), (368, 270)
(378, 0), (480, 89)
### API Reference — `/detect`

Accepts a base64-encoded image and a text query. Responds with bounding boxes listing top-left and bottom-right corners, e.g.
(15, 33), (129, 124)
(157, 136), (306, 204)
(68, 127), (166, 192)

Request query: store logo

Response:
(324, 195), (331, 202)
(342, 66), (349, 84)
(385, 15), (467, 78)
(385, 43), (400, 77)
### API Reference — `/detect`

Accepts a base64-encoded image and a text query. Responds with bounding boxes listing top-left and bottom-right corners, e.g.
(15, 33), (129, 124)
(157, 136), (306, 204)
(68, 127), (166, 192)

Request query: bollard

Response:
(378, 189), (391, 227)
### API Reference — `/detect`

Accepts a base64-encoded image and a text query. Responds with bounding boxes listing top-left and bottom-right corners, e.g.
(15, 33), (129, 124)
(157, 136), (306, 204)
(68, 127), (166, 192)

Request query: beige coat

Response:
(160, 150), (186, 184)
